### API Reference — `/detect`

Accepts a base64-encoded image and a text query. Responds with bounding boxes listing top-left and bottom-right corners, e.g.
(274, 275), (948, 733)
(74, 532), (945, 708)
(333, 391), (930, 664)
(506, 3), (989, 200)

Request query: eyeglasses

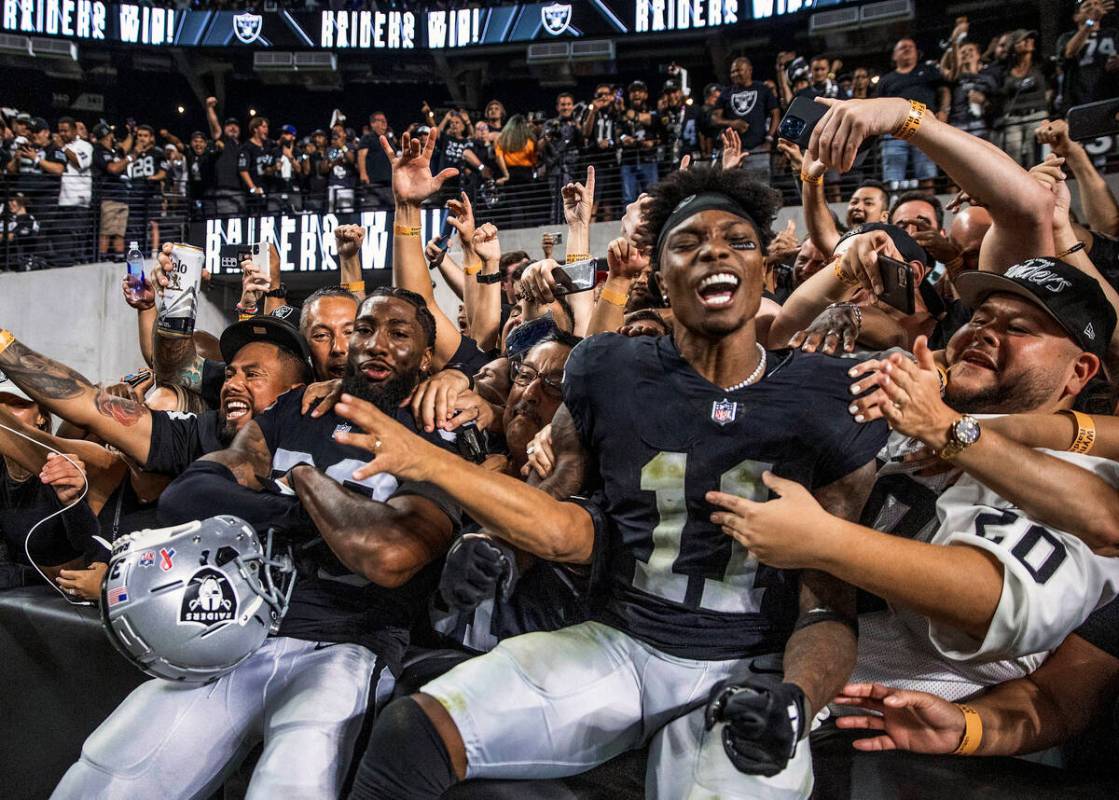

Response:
(510, 361), (564, 398)
(595, 92), (612, 98)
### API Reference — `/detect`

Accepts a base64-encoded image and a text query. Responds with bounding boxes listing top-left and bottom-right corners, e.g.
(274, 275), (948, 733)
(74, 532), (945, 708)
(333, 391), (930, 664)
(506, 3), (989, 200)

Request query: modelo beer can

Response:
(158, 243), (204, 337)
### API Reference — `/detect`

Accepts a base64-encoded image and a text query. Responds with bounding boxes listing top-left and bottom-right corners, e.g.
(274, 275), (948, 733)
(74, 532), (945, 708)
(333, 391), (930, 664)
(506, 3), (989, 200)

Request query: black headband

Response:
(653, 192), (760, 268)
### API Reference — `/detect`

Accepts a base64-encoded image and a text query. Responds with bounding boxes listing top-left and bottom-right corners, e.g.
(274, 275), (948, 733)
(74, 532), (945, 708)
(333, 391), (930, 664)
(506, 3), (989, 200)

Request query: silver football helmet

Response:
(101, 515), (294, 683)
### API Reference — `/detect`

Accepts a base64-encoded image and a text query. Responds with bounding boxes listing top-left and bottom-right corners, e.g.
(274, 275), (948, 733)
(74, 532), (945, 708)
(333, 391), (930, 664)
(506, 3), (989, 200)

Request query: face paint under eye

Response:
(731, 240), (757, 250)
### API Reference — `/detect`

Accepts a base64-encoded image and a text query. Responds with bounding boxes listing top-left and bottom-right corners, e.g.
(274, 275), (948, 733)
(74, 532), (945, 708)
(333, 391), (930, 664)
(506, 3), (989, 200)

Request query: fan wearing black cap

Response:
(338, 163), (888, 799)
(733, 256), (1119, 704)
(0, 309), (310, 484)
(711, 56), (780, 181)
(91, 124), (131, 260)
(54, 286), (463, 800)
(204, 95), (245, 215)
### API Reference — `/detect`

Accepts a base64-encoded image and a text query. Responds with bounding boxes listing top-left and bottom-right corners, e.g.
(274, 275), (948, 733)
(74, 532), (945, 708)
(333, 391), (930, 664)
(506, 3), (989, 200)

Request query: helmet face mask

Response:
(101, 516), (294, 683)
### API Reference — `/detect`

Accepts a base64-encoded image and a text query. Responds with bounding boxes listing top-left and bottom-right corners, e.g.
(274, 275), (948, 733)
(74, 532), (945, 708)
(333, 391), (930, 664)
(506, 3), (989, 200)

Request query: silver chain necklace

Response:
(722, 344), (767, 392)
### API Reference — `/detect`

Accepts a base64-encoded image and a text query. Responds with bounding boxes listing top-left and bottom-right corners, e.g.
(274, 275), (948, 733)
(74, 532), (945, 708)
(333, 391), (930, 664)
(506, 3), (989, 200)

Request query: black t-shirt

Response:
(563, 335), (889, 660)
(92, 144), (129, 203)
(125, 148), (169, 199)
(447, 334), (492, 378)
(14, 143), (66, 204)
(438, 136), (476, 173)
(253, 388), (463, 670)
(948, 70), (999, 133)
(358, 133), (394, 184)
(237, 140), (277, 193)
(0, 458), (90, 568)
(306, 150), (330, 195)
(213, 133), (242, 191)
(144, 409), (227, 475)
(90, 475), (161, 562)
(876, 62), (943, 112)
(1058, 27), (1119, 109)
(185, 145), (219, 200)
(619, 104), (661, 165)
(1075, 597), (1119, 660)
(716, 81), (779, 150)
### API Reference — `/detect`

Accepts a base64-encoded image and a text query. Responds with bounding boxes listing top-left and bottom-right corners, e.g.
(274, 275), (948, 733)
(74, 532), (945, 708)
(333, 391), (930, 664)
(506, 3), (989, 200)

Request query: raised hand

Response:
(833, 683), (967, 754)
(720, 127), (748, 171)
(766, 219), (799, 267)
(40, 452), (86, 505)
(472, 222), (502, 264)
(606, 236), (648, 280)
(121, 272), (155, 311)
(335, 224), (366, 259)
(518, 259), (562, 305)
(301, 378), (343, 418)
(409, 368), (471, 433)
(333, 394), (440, 482)
(561, 165), (596, 228)
(446, 192), (476, 249)
(808, 97), (911, 174)
(381, 129), (458, 206)
(846, 337), (953, 442)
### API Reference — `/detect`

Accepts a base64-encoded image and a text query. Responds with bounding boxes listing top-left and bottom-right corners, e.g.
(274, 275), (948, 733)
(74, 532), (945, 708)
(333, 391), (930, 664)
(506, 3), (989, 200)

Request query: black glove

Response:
(704, 674), (807, 777)
(438, 533), (518, 612)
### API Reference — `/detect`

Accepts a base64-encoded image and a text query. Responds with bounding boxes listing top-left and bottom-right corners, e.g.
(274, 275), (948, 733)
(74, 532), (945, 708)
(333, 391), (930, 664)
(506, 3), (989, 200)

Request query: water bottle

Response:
(126, 241), (145, 300)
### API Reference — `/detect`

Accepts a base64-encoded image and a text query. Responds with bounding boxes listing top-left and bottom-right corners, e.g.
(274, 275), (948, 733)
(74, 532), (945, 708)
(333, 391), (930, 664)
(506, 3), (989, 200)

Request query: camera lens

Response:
(780, 117), (806, 140)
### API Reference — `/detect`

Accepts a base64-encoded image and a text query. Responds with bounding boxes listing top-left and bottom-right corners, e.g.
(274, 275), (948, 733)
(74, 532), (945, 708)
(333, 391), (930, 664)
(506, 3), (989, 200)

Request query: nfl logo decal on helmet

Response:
(541, 3), (572, 36)
(101, 515), (294, 682)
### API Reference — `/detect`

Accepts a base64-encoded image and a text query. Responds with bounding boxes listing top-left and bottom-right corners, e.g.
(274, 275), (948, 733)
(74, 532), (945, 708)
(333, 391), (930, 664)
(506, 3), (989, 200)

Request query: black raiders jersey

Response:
(144, 410), (227, 475)
(564, 334), (888, 660)
(253, 388), (463, 670)
(125, 148), (168, 197)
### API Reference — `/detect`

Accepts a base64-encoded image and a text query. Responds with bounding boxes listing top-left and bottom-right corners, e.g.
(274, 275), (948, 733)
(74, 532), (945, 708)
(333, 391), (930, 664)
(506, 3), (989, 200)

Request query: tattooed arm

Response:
(0, 337), (154, 465)
(153, 325), (207, 394)
(197, 420), (273, 491)
(290, 464), (456, 587)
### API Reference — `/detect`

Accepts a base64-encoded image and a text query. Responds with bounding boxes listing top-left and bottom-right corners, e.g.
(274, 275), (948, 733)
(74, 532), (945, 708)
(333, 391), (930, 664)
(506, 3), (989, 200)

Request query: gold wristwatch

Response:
(938, 415), (981, 460)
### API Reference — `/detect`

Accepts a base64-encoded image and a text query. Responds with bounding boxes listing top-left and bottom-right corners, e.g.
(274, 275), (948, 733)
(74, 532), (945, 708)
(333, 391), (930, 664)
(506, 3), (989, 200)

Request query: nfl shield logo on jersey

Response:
(541, 3), (572, 36)
(711, 399), (737, 427)
(731, 90), (758, 116)
(233, 12), (263, 45)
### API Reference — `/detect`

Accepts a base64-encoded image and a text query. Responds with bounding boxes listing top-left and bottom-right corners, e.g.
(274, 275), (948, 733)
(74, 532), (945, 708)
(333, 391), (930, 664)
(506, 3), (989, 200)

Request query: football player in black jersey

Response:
(333, 163), (888, 799)
(52, 286), (463, 799)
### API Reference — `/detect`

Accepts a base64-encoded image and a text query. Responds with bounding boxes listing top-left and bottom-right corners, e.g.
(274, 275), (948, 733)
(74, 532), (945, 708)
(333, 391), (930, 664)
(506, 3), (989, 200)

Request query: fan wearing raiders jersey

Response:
(336, 165), (887, 800)
(52, 287), (463, 800)
(746, 259), (1119, 702)
(123, 125), (168, 249)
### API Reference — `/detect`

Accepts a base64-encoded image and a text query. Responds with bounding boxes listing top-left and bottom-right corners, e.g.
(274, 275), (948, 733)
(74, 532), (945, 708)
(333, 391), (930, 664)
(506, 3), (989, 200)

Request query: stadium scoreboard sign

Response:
(2, 1), (847, 51)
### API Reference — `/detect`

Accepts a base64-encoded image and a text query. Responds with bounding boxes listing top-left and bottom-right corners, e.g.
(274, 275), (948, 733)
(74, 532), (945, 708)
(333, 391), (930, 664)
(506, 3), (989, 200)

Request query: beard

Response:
(946, 365), (1061, 414)
(218, 413), (240, 447)
(341, 362), (421, 417)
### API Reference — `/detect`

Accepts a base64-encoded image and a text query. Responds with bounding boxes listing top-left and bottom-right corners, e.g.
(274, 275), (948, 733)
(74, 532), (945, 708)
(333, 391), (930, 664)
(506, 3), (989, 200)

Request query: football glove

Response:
(704, 674), (807, 777)
(438, 533), (518, 612)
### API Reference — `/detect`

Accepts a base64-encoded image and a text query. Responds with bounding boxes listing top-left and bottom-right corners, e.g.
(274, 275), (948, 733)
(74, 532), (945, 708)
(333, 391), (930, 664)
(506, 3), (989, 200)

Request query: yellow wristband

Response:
(342, 280), (365, 293)
(800, 171), (824, 186)
(565, 253), (591, 264)
(238, 313), (256, 322)
(393, 225), (421, 237)
(599, 287), (628, 307)
(833, 258), (859, 286)
(0, 328), (14, 357)
(464, 262), (483, 276)
(952, 704), (983, 756)
(1059, 409), (1097, 455)
(892, 100), (926, 141)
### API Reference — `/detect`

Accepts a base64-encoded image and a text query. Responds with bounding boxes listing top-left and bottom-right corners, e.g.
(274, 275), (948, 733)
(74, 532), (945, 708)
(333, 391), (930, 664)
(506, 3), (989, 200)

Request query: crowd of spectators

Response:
(3, 4), (1119, 796)
(3, 5), (1117, 271)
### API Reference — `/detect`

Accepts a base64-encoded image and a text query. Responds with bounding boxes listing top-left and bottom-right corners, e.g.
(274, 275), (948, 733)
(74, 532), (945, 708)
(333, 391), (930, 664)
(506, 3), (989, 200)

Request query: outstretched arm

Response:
(0, 333), (154, 465)
(290, 465), (456, 588)
(809, 98), (1054, 268)
(332, 395), (595, 563)
(382, 130), (463, 367)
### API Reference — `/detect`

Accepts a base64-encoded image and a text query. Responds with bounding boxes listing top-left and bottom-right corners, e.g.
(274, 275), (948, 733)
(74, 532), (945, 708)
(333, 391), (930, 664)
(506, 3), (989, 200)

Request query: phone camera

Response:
(779, 116), (806, 141)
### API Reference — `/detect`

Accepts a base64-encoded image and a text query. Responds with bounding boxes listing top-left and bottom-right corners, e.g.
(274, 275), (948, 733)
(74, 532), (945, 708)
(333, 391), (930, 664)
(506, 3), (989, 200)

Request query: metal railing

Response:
(3, 134), (1117, 273)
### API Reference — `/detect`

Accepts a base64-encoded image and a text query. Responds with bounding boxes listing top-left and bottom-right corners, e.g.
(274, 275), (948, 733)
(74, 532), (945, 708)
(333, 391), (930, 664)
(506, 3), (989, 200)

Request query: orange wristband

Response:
(464, 262), (483, 276)
(1060, 409), (1097, 455)
(393, 225), (421, 237)
(342, 280), (365, 293)
(599, 287), (628, 307)
(0, 329), (14, 357)
(951, 704), (983, 756)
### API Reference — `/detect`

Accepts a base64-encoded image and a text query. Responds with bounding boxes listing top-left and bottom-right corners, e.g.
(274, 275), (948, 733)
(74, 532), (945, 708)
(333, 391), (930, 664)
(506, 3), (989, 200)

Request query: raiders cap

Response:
(27, 117), (48, 133)
(219, 306), (312, 370)
(955, 257), (1116, 364)
(92, 123), (112, 139)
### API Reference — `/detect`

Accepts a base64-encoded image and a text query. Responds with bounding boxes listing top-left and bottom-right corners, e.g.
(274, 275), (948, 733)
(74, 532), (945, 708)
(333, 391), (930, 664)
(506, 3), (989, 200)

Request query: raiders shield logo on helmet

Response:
(233, 12), (263, 45)
(731, 90), (758, 116)
(541, 3), (572, 36)
(179, 567), (238, 627)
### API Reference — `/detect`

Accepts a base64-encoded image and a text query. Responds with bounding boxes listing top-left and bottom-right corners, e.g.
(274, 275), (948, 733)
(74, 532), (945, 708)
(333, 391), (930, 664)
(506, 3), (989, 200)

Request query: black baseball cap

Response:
(628, 80), (647, 92)
(220, 305), (312, 369)
(92, 123), (112, 139)
(956, 257), (1116, 364)
(223, 117), (240, 127)
(27, 117), (48, 133)
(662, 79), (680, 94)
(835, 222), (928, 266)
